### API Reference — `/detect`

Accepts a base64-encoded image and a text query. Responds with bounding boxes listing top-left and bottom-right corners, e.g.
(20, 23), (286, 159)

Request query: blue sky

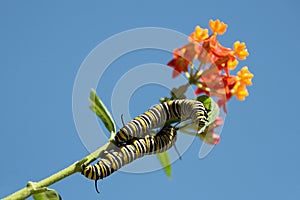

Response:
(1, 0), (300, 199)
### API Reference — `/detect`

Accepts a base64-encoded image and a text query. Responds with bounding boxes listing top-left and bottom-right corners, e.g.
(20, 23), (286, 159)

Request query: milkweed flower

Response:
(222, 75), (238, 99)
(209, 19), (228, 35)
(165, 19), (254, 147)
(167, 55), (189, 78)
(233, 41), (249, 60)
(227, 58), (239, 70)
(181, 43), (198, 62)
(237, 66), (253, 86)
(189, 25), (209, 43)
(231, 82), (249, 101)
(166, 19), (253, 111)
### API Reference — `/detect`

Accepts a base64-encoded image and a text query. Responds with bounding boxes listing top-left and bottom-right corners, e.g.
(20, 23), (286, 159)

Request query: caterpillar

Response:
(114, 99), (208, 145)
(81, 125), (177, 191)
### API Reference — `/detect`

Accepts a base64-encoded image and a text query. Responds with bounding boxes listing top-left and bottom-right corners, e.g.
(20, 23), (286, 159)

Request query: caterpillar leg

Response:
(95, 180), (100, 193)
(121, 113), (126, 126)
(173, 144), (182, 160)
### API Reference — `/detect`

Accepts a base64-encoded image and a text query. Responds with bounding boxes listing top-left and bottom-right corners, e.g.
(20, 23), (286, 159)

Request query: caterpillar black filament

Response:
(114, 99), (208, 145)
(82, 125), (177, 183)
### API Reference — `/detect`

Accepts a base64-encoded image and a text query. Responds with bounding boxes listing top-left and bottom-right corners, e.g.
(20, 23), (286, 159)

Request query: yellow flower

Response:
(237, 66), (253, 86)
(227, 58), (239, 70)
(189, 25), (209, 42)
(233, 41), (249, 60)
(209, 19), (228, 35)
(231, 82), (249, 101)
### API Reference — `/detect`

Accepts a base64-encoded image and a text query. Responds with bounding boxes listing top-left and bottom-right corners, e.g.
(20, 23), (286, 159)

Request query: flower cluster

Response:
(167, 19), (254, 113)
(166, 19), (254, 145)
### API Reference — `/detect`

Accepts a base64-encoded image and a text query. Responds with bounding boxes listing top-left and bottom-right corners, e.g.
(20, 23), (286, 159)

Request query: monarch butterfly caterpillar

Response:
(114, 99), (208, 145)
(81, 125), (177, 192)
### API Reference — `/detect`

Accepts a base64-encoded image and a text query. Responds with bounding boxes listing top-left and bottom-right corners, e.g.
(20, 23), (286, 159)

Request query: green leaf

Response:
(33, 188), (62, 200)
(156, 152), (172, 179)
(89, 89), (116, 135)
(196, 95), (212, 111)
(206, 97), (220, 126)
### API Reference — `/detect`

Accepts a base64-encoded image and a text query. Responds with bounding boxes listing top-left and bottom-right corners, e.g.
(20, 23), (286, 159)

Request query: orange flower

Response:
(231, 82), (249, 101)
(209, 19), (227, 35)
(189, 25), (209, 43)
(208, 34), (232, 57)
(222, 75), (238, 99)
(196, 43), (214, 64)
(197, 34), (232, 65)
(167, 55), (189, 78)
(233, 41), (249, 60)
(181, 43), (198, 62)
(227, 58), (239, 70)
(237, 66), (253, 86)
(213, 55), (231, 75)
(167, 20), (253, 110)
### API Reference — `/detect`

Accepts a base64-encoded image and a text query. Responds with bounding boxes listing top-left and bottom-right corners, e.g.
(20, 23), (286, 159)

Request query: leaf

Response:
(156, 152), (172, 179)
(89, 89), (116, 135)
(33, 188), (62, 200)
(196, 95), (212, 111)
(206, 97), (220, 126)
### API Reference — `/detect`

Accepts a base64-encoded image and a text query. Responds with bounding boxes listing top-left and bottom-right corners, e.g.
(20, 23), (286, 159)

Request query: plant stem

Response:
(2, 142), (111, 200)
(3, 116), (193, 199)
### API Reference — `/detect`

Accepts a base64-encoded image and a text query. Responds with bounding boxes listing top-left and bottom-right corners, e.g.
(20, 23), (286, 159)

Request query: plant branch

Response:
(2, 142), (111, 200)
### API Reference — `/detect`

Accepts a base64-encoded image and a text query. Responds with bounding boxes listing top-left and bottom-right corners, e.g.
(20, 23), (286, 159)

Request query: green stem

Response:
(3, 116), (199, 199)
(2, 142), (111, 200)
